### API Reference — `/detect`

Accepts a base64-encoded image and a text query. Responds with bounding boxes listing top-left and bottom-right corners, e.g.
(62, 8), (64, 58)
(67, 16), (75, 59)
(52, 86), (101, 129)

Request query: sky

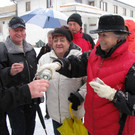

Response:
(0, 0), (135, 7)
(0, 0), (15, 7)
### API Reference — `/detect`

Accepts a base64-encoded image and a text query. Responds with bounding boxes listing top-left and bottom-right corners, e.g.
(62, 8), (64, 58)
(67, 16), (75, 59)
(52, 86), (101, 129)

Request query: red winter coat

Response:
(84, 41), (135, 135)
(72, 29), (94, 52)
(125, 20), (135, 54)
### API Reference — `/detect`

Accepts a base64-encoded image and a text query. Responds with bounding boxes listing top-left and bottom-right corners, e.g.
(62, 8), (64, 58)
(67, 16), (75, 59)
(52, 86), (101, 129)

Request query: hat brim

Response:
(90, 29), (131, 34)
(10, 23), (25, 29)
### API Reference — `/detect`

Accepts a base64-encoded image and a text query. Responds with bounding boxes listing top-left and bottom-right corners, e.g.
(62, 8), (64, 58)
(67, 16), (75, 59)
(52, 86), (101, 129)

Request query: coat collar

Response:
(72, 29), (83, 38)
(96, 40), (127, 58)
(50, 42), (81, 59)
(4, 36), (33, 54)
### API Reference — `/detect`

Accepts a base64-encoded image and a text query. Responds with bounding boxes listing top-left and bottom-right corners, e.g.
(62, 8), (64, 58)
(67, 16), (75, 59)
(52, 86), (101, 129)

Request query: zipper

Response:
(92, 58), (104, 135)
(58, 74), (62, 123)
(25, 60), (31, 82)
(97, 58), (104, 77)
(23, 52), (31, 82)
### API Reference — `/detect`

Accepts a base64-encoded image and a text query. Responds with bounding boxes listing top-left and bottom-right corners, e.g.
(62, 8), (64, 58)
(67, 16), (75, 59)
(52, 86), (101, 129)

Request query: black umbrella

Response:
(36, 103), (47, 135)
(35, 69), (53, 135)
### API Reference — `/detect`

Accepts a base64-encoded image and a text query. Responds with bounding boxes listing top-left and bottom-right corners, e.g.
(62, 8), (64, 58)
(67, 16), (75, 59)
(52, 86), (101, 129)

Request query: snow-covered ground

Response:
(34, 102), (54, 135)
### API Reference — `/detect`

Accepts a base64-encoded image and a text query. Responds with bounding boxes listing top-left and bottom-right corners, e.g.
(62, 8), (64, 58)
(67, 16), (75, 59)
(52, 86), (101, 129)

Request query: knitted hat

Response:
(52, 28), (73, 42)
(90, 14), (130, 34)
(9, 17), (26, 29)
(67, 13), (82, 26)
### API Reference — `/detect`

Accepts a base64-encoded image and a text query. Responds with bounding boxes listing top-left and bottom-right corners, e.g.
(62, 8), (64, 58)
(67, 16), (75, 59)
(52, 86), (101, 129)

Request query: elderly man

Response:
(0, 17), (38, 135)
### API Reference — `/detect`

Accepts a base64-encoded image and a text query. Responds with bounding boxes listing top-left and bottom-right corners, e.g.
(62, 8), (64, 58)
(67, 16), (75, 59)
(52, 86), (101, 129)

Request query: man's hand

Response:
(28, 80), (49, 98)
(37, 62), (61, 79)
(89, 78), (116, 101)
(10, 63), (24, 76)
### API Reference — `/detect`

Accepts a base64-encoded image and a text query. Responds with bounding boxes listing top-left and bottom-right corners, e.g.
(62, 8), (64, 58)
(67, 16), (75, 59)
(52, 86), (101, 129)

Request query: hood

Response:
(125, 20), (135, 40)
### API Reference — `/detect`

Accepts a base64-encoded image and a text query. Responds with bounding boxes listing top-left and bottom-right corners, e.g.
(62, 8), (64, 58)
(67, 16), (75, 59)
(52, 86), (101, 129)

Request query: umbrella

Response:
(57, 103), (88, 135)
(36, 103), (47, 135)
(20, 8), (68, 28)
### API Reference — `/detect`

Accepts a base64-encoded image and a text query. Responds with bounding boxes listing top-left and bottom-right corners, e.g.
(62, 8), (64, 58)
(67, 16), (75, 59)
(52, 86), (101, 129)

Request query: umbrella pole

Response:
(45, 129), (47, 135)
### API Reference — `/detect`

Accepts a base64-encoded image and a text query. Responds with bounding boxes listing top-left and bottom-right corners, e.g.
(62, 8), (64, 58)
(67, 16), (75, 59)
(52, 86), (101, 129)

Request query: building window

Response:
(130, 10), (133, 17)
(88, 1), (94, 6)
(26, 2), (31, 11)
(100, 1), (107, 11)
(113, 5), (118, 14)
(47, 0), (53, 8)
(123, 8), (126, 16)
(75, 0), (82, 3)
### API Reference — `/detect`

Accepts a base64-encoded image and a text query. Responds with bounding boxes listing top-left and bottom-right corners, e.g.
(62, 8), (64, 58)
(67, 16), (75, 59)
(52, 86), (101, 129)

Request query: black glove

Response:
(68, 91), (84, 111)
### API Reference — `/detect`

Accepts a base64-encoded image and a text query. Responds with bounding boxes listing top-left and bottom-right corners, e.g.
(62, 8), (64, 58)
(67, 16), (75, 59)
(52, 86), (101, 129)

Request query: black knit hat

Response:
(90, 14), (130, 34)
(52, 28), (73, 42)
(9, 17), (26, 29)
(67, 13), (82, 27)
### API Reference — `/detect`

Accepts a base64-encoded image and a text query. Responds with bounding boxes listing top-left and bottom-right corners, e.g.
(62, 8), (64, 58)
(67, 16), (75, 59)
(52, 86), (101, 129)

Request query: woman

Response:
(42, 15), (135, 135)
(38, 26), (86, 135)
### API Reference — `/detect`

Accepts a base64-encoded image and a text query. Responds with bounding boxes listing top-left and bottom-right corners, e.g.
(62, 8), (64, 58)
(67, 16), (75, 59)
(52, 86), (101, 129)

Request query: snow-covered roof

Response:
(60, 2), (107, 17)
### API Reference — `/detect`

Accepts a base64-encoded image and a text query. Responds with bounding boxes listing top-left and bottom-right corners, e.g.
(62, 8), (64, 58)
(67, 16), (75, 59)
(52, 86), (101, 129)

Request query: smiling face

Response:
(9, 27), (26, 45)
(53, 36), (70, 58)
(98, 32), (118, 52)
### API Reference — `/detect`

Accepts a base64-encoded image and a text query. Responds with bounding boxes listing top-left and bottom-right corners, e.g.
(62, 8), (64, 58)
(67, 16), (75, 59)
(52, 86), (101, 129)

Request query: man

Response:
(0, 79), (49, 135)
(67, 13), (95, 52)
(0, 17), (37, 135)
(37, 30), (53, 62)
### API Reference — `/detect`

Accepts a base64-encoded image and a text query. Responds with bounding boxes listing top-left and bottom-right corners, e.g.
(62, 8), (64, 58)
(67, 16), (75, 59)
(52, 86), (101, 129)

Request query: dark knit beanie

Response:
(52, 28), (73, 42)
(67, 13), (82, 27)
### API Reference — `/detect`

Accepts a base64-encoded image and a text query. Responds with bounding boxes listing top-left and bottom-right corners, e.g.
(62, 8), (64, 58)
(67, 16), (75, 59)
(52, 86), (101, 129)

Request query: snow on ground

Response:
(34, 115), (54, 135)
(34, 102), (54, 135)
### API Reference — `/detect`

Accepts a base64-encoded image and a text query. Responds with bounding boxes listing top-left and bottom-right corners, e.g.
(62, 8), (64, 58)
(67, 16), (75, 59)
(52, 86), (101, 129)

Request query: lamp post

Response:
(10, 0), (18, 16)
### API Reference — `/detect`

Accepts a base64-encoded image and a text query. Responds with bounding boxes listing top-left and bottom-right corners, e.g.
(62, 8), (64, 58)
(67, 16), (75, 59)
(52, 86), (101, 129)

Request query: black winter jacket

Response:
(0, 37), (37, 88)
(0, 37), (37, 134)
(37, 43), (51, 63)
(0, 81), (31, 135)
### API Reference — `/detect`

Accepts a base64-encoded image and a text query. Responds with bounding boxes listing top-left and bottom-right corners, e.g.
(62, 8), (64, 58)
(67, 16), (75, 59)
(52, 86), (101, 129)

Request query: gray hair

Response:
(113, 32), (128, 41)
(47, 30), (54, 37)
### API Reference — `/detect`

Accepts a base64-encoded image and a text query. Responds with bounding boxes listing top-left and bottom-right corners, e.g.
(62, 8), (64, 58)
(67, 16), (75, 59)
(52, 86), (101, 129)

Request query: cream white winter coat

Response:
(38, 43), (86, 123)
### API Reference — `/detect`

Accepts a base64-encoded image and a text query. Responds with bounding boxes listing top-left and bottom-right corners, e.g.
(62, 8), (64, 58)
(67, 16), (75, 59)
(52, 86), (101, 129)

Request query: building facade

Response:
(0, 0), (135, 44)
(0, 4), (16, 42)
